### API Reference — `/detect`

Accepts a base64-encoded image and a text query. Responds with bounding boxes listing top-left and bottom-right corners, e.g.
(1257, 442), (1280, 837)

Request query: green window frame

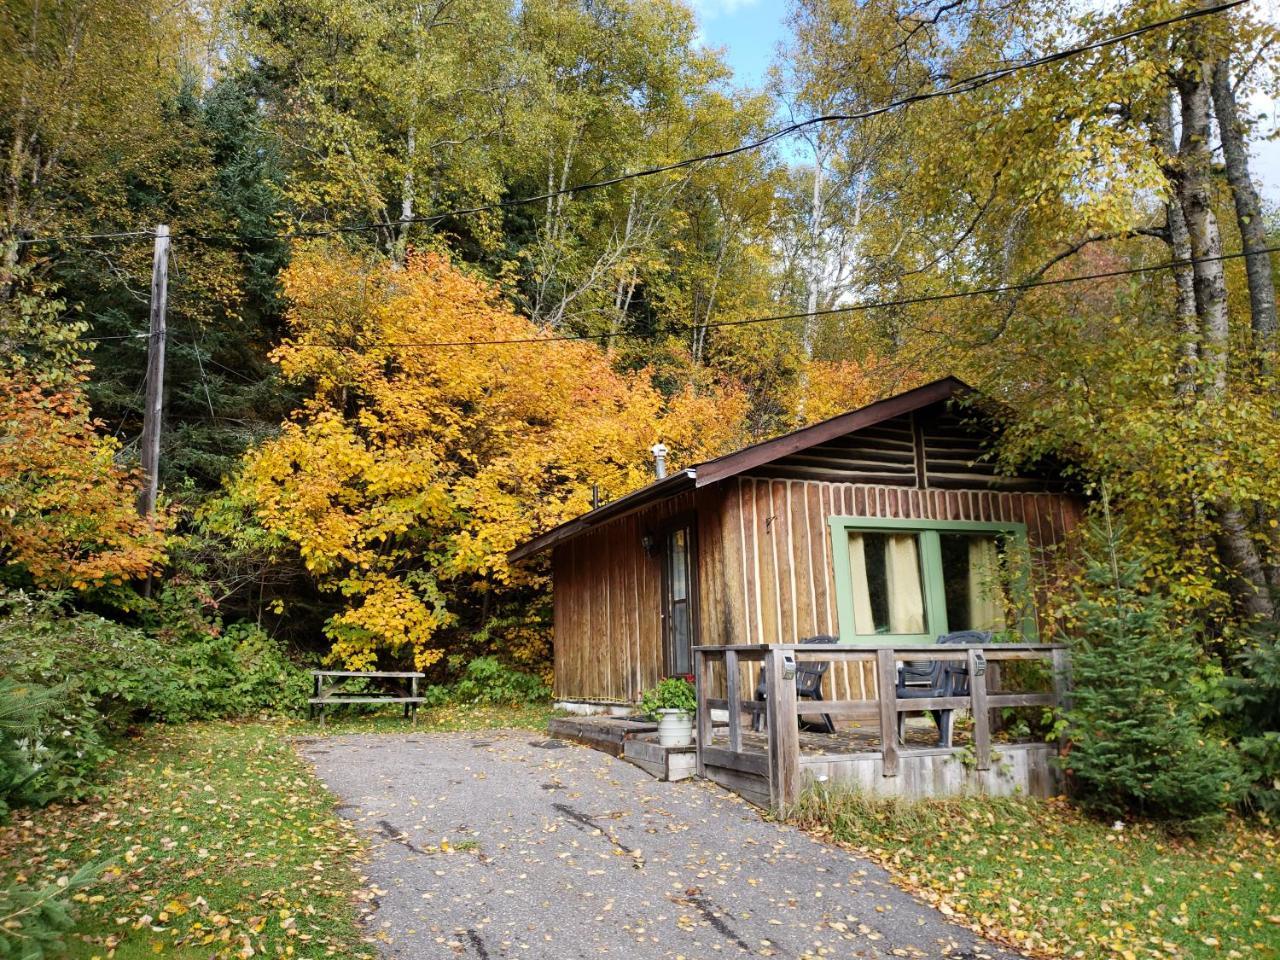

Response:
(826, 516), (1036, 645)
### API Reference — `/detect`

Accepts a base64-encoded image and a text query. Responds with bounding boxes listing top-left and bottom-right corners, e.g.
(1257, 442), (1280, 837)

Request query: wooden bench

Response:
(309, 670), (426, 724)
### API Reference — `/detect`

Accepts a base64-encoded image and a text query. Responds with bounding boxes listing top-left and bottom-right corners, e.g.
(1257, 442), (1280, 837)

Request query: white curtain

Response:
(967, 536), (1006, 631)
(848, 534), (875, 634)
(886, 534), (924, 633)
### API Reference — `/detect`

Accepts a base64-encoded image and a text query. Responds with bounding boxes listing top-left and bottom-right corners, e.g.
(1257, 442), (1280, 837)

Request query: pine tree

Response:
(1061, 509), (1241, 829)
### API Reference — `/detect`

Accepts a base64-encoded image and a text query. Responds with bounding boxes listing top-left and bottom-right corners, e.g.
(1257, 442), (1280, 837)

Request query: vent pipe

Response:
(650, 441), (669, 480)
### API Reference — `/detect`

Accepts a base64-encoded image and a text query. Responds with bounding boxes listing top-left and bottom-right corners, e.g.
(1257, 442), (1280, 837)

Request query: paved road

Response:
(300, 732), (1024, 960)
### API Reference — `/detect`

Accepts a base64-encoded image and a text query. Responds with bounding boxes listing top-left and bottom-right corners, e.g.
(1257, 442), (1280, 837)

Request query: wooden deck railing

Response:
(691, 642), (1070, 809)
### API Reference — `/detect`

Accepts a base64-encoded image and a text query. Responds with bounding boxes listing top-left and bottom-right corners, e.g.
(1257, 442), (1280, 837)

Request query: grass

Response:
(791, 786), (1280, 960)
(302, 700), (556, 735)
(0, 702), (556, 959)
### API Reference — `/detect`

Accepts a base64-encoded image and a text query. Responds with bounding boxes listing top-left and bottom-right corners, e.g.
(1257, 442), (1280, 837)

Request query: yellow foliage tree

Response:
(234, 246), (747, 671)
(797, 355), (925, 425)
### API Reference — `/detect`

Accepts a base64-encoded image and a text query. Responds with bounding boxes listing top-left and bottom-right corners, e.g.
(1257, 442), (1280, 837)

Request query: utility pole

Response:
(138, 224), (169, 518)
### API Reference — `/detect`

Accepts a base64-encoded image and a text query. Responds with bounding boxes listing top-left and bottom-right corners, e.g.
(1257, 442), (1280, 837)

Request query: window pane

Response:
(670, 600), (691, 674)
(668, 529), (688, 602)
(848, 531), (926, 635)
(939, 533), (1008, 633)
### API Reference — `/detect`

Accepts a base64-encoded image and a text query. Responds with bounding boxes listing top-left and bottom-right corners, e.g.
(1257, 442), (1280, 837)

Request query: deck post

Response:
(765, 648), (801, 809)
(694, 649), (712, 777)
(876, 648), (899, 777)
(968, 648), (991, 771)
(1051, 647), (1072, 711)
(724, 649), (741, 753)
(1051, 646), (1072, 755)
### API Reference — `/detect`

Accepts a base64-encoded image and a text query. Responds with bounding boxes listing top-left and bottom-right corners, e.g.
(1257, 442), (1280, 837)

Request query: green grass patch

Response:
(0, 704), (554, 959)
(791, 786), (1279, 959)
(301, 700), (557, 734)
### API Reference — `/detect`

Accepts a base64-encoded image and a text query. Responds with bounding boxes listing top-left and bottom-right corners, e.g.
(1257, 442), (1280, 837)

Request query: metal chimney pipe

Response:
(650, 441), (669, 479)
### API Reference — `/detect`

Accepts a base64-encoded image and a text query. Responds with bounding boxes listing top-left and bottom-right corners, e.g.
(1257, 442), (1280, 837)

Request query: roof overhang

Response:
(507, 376), (976, 563)
(506, 468), (696, 563)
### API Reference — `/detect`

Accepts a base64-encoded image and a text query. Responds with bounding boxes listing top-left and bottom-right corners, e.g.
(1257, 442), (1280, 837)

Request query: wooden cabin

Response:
(510, 377), (1085, 710)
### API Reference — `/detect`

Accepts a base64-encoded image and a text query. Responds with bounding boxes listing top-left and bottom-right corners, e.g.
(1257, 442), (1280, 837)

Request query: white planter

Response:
(656, 708), (694, 747)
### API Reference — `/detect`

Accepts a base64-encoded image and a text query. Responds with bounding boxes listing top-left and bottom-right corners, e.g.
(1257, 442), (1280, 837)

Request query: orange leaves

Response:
(235, 246), (744, 668)
(0, 372), (167, 590)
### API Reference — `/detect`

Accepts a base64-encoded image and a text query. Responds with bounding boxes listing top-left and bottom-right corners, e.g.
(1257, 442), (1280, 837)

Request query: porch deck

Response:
(694, 642), (1068, 808)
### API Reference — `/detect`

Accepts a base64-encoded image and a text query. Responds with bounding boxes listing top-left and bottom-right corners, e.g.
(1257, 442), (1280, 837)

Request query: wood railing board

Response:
(702, 746), (770, 777)
(695, 649), (712, 776)
(875, 648), (900, 777)
(968, 648), (991, 771)
(986, 693), (1055, 708)
(794, 701), (881, 720)
(725, 649), (742, 753)
(765, 649), (801, 807)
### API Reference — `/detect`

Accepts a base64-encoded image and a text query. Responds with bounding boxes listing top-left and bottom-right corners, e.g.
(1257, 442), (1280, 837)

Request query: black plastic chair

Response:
(895, 630), (992, 746)
(752, 635), (837, 734)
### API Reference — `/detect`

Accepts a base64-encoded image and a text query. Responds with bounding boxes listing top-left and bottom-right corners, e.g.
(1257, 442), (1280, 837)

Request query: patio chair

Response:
(751, 634), (836, 735)
(895, 630), (992, 747)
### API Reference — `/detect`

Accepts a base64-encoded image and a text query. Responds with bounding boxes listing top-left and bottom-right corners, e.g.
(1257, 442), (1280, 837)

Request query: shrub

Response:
(637, 677), (697, 720)
(136, 588), (314, 720)
(1218, 624), (1280, 817)
(449, 656), (550, 705)
(0, 678), (65, 817)
(0, 861), (101, 960)
(1058, 517), (1241, 830)
(0, 589), (313, 809)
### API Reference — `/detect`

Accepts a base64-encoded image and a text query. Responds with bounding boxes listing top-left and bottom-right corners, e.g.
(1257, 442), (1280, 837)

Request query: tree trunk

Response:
(1211, 57), (1277, 362)
(394, 124), (416, 267)
(1175, 72), (1229, 392)
(1175, 60), (1276, 621)
(1157, 94), (1201, 394)
(796, 138), (828, 423)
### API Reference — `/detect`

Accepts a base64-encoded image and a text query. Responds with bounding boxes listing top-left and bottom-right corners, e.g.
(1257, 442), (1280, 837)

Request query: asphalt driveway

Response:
(300, 732), (1025, 960)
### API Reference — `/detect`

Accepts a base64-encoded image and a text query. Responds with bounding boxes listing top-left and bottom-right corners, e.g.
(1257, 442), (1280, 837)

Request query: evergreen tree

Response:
(1060, 510), (1241, 830)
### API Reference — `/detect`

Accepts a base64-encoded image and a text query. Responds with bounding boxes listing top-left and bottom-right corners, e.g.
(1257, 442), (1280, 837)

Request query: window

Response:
(848, 531), (927, 635)
(663, 526), (695, 675)
(939, 532), (1007, 633)
(829, 518), (1032, 644)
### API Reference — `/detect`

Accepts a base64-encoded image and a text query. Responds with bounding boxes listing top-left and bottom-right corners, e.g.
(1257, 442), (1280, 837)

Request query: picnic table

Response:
(309, 670), (426, 724)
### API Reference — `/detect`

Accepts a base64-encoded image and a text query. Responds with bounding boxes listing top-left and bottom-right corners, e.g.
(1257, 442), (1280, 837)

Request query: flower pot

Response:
(656, 708), (694, 747)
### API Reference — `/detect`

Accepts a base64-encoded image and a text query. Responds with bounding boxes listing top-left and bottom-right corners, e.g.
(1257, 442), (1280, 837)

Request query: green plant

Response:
(0, 589), (316, 809)
(1217, 623), (1280, 817)
(0, 679), (66, 817)
(0, 860), (102, 960)
(637, 677), (697, 720)
(1058, 514), (1241, 831)
(449, 657), (550, 706)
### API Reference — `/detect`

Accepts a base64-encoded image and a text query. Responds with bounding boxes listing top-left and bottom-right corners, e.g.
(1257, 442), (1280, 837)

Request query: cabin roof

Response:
(508, 377), (978, 562)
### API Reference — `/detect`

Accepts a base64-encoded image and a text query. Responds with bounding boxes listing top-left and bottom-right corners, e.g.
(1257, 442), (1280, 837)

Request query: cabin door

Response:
(660, 524), (697, 677)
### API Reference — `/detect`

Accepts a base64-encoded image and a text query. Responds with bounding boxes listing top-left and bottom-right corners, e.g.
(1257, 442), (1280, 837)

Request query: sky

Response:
(689, 0), (1280, 202)
(691, 0), (786, 90)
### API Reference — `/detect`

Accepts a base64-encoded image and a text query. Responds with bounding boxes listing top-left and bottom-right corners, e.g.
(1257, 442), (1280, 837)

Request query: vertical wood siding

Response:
(706, 478), (1084, 698)
(551, 477), (1084, 704)
(552, 491), (707, 703)
(716, 478), (1084, 643)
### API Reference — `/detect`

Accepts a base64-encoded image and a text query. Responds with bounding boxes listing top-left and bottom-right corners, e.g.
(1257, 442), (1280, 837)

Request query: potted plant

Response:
(638, 677), (697, 747)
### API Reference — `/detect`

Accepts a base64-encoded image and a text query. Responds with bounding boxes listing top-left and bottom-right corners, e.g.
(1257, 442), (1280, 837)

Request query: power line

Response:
(194, 244), (1280, 350)
(11, 0), (1250, 250)
(6, 331), (148, 348)
(12, 243), (1273, 352)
